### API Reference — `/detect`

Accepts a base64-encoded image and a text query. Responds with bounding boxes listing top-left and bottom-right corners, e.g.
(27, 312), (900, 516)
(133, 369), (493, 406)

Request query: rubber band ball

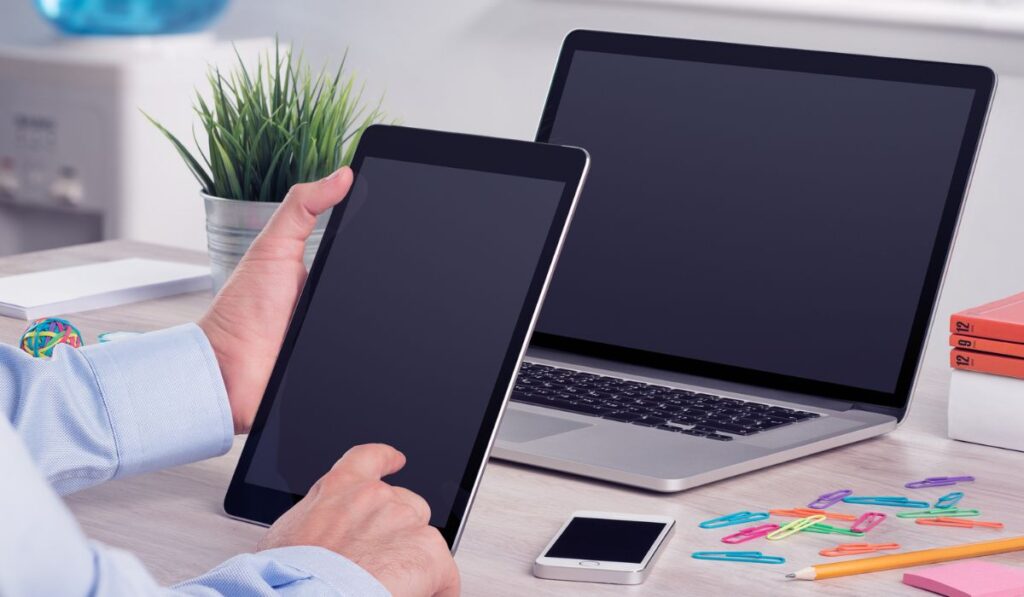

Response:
(19, 317), (85, 358)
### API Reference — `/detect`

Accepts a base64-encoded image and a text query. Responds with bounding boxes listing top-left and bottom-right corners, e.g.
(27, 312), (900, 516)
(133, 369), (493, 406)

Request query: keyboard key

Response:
(705, 433), (734, 442)
(604, 412), (642, 422)
(563, 403), (609, 416)
(702, 421), (755, 435)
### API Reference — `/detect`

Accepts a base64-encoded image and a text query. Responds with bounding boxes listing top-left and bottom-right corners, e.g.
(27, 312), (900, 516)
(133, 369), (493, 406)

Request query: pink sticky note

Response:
(903, 561), (1024, 597)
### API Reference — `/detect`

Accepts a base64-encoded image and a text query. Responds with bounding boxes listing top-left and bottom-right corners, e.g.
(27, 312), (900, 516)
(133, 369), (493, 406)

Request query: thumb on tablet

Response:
(262, 166), (353, 245)
(335, 443), (407, 479)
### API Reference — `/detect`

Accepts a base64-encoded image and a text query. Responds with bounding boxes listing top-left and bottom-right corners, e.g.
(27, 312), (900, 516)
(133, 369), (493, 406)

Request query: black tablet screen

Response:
(244, 157), (564, 525)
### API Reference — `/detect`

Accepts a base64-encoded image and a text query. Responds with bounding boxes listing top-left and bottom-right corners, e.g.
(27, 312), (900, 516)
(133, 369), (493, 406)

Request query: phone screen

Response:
(545, 517), (668, 563)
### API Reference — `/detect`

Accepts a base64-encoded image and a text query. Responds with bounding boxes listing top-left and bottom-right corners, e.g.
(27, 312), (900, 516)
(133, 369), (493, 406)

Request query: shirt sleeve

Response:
(0, 415), (390, 597)
(0, 323), (234, 495)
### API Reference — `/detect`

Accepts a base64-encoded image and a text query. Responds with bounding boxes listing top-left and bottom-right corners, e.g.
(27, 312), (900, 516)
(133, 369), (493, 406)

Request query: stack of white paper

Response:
(0, 258), (212, 320)
(948, 369), (1024, 453)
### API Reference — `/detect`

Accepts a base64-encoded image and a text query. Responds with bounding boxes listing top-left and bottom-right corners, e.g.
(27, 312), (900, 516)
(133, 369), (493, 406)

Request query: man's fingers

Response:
(260, 167), (353, 244)
(334, 443), (406, 480)
(391, 486), (432, 524)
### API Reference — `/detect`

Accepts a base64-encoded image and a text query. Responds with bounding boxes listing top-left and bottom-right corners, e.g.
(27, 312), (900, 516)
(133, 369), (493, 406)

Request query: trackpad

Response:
(498, 409), (591, 443)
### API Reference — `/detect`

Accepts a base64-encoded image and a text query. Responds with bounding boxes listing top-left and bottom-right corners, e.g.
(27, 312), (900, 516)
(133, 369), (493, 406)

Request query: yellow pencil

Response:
(787, 536), (1024, 580)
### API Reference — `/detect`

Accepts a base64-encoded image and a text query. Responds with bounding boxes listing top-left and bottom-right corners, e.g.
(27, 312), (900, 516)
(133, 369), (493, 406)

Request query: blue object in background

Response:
(34, 0), (229, 35)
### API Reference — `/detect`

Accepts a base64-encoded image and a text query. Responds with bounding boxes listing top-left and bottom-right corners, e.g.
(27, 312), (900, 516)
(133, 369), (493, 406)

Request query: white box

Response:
(948, 369), (1024, 452)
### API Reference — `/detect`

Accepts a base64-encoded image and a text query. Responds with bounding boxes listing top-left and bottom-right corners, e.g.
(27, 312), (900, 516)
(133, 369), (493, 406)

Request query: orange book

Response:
(951, 292), (1024, 343)
(950, 334), (1024, 359)
(950, 348), (1024, 380)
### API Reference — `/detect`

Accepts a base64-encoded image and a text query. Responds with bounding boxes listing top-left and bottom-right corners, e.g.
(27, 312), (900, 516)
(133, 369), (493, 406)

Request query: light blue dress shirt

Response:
(0, 323), (389, 596)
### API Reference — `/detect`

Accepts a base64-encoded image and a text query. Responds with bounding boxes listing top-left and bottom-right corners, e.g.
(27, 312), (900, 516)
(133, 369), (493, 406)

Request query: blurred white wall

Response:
(4, 0), (1023, 359)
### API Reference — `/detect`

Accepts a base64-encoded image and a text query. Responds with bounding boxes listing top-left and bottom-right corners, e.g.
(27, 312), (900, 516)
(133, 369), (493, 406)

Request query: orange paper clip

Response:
(819, 542), (901, 557)
(770, 507), (857, 522)
(916, 517), (1004, 529)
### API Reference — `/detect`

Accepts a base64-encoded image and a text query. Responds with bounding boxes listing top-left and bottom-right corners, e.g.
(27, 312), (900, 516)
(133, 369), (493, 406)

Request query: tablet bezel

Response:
(532, 29), (995, 420)
(224, 125), (589, 550)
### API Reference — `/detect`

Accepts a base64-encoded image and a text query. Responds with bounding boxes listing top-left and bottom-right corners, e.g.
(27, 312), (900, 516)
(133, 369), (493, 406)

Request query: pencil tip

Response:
(785, 573), (796, 579)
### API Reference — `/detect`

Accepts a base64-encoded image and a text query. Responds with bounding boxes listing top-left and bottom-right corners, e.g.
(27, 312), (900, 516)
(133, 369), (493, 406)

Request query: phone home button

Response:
(579, 561), (601, 567)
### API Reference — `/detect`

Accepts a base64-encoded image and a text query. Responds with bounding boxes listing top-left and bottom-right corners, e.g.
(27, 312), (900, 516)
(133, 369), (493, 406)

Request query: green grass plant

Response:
(146, 40), (386, 202)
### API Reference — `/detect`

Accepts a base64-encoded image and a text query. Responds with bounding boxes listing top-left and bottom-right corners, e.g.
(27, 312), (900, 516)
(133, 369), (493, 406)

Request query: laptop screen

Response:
(534, 34), (993, 408)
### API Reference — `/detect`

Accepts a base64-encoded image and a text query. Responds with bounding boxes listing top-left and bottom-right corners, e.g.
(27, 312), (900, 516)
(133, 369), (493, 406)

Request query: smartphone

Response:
(533, 511), (675, 585)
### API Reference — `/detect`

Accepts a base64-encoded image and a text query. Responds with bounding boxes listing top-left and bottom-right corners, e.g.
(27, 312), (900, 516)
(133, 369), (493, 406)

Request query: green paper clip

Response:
(801, 523), (865, 536)
(896, 508), (980, 519)
(691, 551), (786, 565)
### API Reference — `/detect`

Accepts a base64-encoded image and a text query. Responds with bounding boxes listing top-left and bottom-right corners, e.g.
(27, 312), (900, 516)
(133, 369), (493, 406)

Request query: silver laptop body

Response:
(492, 30), (994, 492)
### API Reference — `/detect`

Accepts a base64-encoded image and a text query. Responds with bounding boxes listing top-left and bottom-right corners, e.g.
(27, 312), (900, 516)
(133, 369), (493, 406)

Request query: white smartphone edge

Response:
(532, 510), (676, 585)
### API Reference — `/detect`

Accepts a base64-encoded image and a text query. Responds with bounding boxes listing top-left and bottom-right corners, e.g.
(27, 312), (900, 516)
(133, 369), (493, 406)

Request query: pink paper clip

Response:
(808, 489), (853, 509)
(850, 511), (887, 533)
(721, 523), (780, 544)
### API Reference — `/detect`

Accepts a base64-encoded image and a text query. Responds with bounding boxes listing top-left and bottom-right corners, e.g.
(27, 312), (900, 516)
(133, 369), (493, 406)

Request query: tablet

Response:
(224, 125), (589, 549)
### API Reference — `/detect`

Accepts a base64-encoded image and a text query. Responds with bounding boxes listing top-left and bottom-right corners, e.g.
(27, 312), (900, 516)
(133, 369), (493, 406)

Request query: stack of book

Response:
(948, 292), (1024, 452)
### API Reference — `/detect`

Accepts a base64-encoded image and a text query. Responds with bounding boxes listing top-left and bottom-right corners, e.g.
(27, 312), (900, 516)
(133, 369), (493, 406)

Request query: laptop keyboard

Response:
(512, 362), (820, 442)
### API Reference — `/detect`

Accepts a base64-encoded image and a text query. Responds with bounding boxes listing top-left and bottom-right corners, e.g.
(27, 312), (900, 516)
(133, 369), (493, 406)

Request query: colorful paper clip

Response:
(770, 507), (857, 522)
(808, 489), (853, 509)
(699, 511), (770, 529)
(766, 514), (826, 540)
(850, 512), (887, 533)
(802, 522), (865, 537)
(819, 543), (901, 557)
(842, 496), (931, 508)
(915, 517), (1004, 529)
(905, 476), (975, 489)
(692, 551), (786, 565)
(721, 524), (780, 544)
(896, 508), (980, 519)
(934, 492), (964, 509)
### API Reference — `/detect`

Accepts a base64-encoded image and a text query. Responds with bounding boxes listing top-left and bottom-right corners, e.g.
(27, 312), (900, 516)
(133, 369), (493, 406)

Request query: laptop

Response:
(492, 30), (995, 492)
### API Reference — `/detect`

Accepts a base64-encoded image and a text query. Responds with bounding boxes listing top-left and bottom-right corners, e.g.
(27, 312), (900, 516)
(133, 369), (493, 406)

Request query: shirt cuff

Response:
(80, 323), (234, 479)
(258, 546), (391, 596)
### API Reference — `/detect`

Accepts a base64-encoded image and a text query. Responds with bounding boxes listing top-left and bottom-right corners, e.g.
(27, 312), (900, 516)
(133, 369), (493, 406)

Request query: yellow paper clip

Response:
(770, 507), (857, 522)
(766, 514), (826, 541)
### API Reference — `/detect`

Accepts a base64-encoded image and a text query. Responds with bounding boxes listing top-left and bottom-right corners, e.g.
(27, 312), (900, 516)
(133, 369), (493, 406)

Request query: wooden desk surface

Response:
(2, 240), (1021, 596)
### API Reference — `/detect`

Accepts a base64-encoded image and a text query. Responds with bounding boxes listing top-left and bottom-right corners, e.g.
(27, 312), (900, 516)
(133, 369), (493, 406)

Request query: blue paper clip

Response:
(692, 551), (786, 565)
(905, 476), (975, 489)
(934, 492), (964, 509)
(699, 511), (770, 529)
(842, 496), (931, 508)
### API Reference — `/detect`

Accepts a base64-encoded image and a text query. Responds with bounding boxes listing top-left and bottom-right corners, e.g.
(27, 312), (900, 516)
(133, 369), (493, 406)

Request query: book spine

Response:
(950, 314), (1024, 344)
(950, 349), (1024, 380)
(950, 334), (1024, 359)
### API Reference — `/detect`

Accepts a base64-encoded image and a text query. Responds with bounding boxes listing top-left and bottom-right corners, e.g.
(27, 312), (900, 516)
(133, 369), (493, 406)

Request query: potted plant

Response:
(147, 42), (386, 291)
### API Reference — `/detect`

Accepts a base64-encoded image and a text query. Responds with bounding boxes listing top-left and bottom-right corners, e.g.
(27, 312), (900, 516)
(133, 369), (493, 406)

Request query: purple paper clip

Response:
(721, 524), (780, 544)
(905, 476), (975, 489)
(850, 511), (887, 533)
(808, 489), (853, 509)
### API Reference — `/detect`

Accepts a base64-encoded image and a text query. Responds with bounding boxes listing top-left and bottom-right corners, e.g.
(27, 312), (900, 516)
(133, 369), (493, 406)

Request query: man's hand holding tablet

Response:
(208, 125), (588, 594)
(259, 444), (460, 597)
(200, 165), (460, 596)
